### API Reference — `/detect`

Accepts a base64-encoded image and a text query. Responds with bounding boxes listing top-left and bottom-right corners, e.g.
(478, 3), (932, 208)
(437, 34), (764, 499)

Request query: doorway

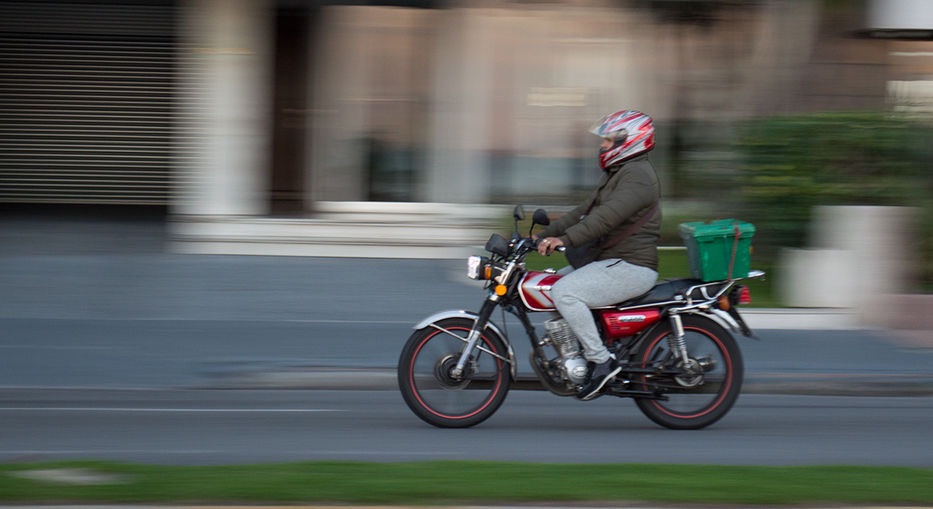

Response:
(269, 6), (316, 215)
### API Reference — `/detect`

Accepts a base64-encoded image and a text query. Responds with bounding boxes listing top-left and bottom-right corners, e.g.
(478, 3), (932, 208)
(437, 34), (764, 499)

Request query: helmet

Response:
(589, 110), (655, 169)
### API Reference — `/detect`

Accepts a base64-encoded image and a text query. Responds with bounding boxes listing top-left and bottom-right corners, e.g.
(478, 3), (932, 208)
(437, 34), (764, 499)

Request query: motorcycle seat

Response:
(617, 278), (705, 307)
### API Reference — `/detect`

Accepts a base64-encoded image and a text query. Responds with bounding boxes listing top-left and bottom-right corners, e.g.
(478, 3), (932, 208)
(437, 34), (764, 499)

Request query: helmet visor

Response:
(588, 116), (628, 142)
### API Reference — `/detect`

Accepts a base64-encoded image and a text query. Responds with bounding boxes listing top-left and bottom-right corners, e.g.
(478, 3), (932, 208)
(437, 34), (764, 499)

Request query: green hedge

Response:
(733, 112), (933, 288)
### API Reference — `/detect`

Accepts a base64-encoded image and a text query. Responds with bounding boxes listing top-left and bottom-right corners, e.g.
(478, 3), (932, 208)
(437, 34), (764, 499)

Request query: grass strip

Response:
(1, 461), (930, 506)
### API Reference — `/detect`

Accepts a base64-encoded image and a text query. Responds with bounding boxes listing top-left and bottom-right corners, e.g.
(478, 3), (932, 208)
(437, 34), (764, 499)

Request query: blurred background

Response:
(0, 0), (931, 315)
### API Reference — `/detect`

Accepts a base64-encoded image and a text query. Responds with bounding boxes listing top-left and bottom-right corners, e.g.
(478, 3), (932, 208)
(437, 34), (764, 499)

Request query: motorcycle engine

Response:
(545, 318), (589, 385)
(560, 356), (589, 384)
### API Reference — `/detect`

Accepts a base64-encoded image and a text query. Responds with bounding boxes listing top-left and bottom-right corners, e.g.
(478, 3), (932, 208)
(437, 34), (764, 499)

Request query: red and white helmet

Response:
(589, 110), (655, 169)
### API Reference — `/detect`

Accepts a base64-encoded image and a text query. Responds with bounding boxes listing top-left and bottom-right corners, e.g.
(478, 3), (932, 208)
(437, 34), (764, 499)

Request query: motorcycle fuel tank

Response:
(520, 271), (662, 337)
(518, 271), (562, 311)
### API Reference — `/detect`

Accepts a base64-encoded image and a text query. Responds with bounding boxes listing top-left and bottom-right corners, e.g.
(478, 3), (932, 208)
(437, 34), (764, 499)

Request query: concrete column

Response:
(174, 0), (273, 216)
(425, 8), (494, 203)
(307, 6), (371, 203)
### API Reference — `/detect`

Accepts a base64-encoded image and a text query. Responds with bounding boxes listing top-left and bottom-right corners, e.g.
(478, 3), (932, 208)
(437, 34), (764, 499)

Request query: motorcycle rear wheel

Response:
(634, 314), (743, 430)
(398, 317), (512, 428)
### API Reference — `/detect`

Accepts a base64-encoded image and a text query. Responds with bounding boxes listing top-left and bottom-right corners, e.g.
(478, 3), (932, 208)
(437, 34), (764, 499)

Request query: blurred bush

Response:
(733, 112), (933, 289)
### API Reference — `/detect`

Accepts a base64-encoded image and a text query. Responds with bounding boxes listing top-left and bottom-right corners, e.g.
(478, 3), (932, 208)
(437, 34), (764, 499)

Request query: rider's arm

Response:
(561, 164), (658, 248)
(536, 197), (592, 242)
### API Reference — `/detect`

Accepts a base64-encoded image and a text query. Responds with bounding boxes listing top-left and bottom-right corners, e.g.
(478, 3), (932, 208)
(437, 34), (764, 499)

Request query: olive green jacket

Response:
(539, 156), (661, 270)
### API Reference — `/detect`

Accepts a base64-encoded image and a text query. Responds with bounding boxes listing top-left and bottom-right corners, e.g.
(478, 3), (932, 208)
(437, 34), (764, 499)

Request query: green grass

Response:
(1, 461), (930, 505)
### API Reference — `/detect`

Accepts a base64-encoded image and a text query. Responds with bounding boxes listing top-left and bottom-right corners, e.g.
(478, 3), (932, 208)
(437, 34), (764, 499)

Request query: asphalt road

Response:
(2, 310), (930, 467)
(1, 236), (931, 468)
(1, 388), (930, 466)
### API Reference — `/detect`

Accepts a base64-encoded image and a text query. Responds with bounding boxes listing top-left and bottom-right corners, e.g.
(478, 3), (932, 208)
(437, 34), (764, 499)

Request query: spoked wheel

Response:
(398, 317), (512, 428)
(634, 315), (743, 430)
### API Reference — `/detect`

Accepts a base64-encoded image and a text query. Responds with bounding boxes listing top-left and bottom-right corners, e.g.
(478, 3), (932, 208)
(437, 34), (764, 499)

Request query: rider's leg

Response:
(551, 259), (657, 399)
(551, 259), (658, 363)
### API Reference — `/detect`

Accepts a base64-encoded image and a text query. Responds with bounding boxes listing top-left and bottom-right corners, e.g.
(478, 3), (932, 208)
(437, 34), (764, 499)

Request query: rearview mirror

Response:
(532, 208), (550, 226)
(512, 205), (525, 222)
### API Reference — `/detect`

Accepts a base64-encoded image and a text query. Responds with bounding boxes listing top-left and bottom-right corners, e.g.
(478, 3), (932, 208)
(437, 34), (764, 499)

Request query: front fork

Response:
(451, 298), (498, 379)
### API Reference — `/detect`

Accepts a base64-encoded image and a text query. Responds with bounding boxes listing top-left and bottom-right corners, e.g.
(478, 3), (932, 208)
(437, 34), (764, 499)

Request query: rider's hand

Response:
(537, 237), (564, 256)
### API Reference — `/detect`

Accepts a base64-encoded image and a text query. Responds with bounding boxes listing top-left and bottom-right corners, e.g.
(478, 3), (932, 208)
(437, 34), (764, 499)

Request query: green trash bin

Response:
(678, 219), (755, 281)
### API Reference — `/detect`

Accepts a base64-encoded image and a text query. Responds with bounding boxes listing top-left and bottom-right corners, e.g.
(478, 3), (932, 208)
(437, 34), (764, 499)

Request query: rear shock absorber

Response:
(667, 313), (690, 365)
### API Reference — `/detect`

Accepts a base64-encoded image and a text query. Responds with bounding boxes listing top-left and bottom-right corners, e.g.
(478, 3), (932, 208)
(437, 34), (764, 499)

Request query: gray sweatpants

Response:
(551, 259), (658, 364)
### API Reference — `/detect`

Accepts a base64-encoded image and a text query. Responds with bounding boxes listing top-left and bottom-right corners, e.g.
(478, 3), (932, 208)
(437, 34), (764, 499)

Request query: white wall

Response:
(779, 206), (919, 322)
(868, 0), (933, 31)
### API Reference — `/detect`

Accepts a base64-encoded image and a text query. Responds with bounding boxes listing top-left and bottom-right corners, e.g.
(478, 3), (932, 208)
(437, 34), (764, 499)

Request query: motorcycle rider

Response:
(536, 109), (662, 400)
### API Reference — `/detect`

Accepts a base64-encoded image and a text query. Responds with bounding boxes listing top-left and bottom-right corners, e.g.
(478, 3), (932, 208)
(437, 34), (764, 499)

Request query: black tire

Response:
(634, 315), (743, 430)
(397, 317), (512, 428)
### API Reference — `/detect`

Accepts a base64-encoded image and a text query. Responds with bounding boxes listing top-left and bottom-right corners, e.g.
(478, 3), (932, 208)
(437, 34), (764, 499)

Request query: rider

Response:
(536, 109), (662, 400)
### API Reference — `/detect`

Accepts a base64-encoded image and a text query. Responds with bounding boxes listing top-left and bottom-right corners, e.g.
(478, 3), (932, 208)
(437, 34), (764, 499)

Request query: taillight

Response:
(730, 285), (752, 306)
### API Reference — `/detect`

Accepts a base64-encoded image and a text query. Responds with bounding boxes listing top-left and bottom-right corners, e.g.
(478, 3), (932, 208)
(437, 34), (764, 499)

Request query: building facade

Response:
(1, 0), (931, 255)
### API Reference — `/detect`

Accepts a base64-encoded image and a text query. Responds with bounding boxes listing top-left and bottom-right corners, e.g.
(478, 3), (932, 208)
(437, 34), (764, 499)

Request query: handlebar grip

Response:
(534, 238), (565, 254)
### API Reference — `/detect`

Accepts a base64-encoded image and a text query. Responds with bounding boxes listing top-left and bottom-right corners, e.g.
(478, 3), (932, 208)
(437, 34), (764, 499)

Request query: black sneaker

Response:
(577, 357), (621, 401)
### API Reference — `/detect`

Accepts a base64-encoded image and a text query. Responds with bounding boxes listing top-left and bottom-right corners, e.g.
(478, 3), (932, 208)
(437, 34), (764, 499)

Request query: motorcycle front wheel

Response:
(634, 314), (743, 430)
(398, 317), (512, 428)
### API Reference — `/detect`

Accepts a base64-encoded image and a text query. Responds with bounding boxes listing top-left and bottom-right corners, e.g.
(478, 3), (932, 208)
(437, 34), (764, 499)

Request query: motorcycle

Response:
(398, 206), (765, 430)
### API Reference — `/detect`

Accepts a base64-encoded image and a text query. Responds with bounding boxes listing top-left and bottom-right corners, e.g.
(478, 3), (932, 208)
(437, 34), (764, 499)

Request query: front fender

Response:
(413, 309), (517, 380)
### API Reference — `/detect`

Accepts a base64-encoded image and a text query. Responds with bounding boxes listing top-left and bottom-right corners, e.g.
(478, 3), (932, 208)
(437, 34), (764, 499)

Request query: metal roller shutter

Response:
(0, 0), (175, 205)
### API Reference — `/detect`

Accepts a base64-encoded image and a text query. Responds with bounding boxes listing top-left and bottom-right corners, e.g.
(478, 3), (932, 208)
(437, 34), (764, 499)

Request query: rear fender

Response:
(413, 309), (517, 379)
(624, 308), (744, 360)
(697, 308), (756, 338)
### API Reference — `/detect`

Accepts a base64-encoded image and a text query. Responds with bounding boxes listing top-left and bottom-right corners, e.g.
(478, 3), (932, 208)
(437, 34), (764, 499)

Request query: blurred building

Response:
(0, 0), (931, 256)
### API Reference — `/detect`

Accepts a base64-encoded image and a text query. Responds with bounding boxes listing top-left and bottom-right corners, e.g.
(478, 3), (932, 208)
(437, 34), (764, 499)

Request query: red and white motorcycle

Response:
(398, 206), (764, 430)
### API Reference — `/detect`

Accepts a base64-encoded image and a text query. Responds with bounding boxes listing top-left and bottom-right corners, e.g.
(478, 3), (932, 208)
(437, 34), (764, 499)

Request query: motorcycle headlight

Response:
(467, 255), (494, 280)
